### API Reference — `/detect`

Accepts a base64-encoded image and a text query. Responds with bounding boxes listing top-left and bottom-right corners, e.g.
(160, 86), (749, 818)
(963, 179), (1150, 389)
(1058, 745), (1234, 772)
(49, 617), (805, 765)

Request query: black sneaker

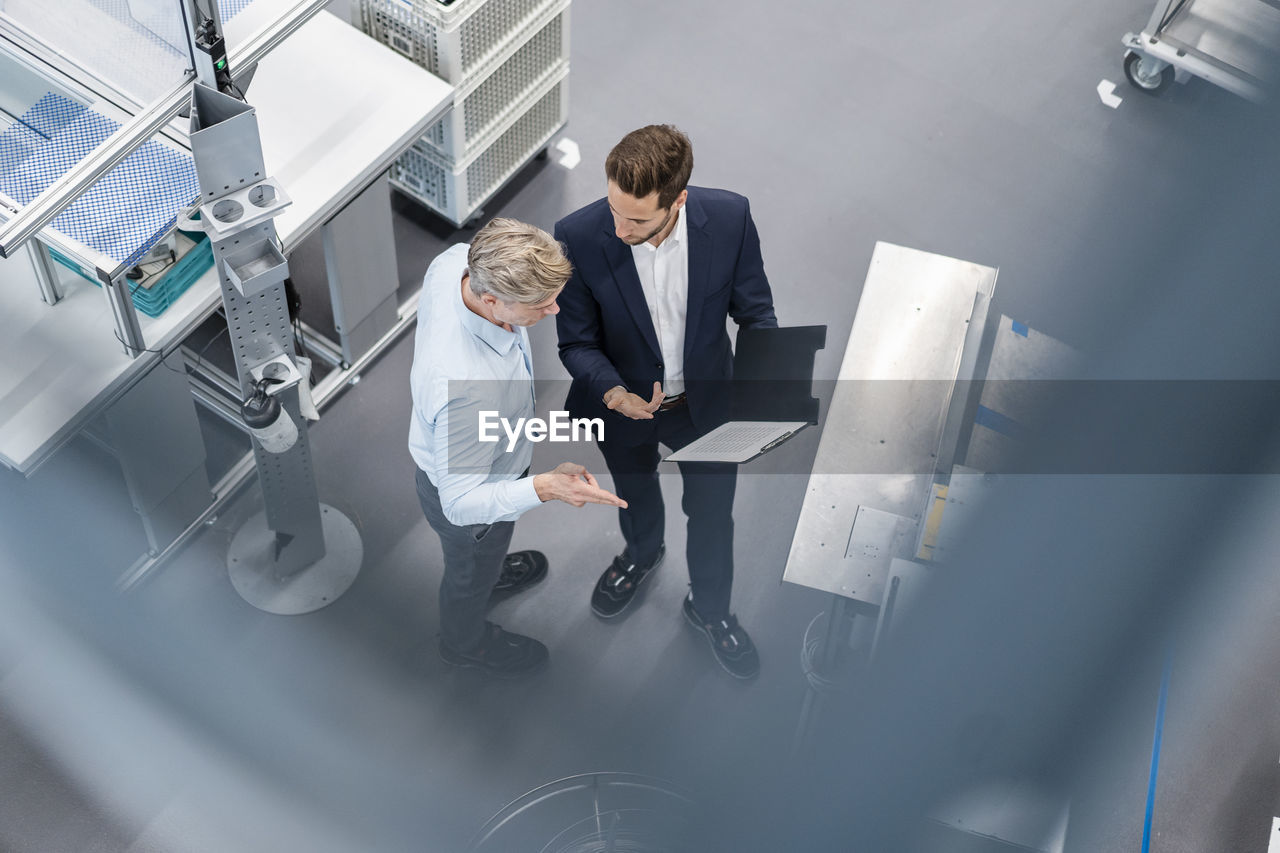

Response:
(439, 622), (548, 677)
(682, 594), (760, 679)
(490, 550), (548, 598)
(590, 543), (666, 618)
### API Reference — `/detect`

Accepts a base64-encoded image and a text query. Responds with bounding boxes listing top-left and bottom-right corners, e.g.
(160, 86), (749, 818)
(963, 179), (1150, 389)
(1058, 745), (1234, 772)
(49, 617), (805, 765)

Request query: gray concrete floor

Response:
(3, 0), (1280, 850)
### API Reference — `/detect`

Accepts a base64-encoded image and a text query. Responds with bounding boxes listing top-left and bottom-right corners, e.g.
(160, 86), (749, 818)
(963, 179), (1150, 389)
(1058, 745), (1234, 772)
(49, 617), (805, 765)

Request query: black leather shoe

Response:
(682, 594), (760, 679)
(439, 622), (548, 677)
(490, 550), (548, 598)
(590, 543), (666, 618)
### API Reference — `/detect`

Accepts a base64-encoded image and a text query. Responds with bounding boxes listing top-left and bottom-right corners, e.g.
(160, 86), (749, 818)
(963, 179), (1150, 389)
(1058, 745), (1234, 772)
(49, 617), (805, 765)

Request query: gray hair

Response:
(466, 218), (572, 304)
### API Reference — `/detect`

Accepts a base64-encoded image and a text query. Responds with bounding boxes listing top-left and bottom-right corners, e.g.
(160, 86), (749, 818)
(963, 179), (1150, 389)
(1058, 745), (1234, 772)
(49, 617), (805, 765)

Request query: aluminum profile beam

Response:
(227, 0), (331, 70)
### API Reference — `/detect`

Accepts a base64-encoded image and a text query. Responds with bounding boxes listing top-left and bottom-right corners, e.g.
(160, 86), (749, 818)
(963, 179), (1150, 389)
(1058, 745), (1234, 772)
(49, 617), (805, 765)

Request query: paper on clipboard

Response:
(664, 421), (808, 464)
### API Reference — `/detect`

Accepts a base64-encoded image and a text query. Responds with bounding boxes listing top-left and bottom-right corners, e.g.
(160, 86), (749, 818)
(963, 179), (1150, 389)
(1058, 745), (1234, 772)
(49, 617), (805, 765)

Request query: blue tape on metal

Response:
(1011, 320), (1029, 337)
(974, 405), (1023, 438)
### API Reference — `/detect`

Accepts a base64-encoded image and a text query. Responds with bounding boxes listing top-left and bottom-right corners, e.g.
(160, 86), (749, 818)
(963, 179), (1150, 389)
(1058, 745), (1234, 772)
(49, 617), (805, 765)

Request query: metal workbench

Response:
(0, 10), (452, 474)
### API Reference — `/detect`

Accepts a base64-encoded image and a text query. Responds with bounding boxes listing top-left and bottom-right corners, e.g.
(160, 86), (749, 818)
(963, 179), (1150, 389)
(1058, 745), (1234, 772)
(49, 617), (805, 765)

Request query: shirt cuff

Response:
(512, 475), (543, 512)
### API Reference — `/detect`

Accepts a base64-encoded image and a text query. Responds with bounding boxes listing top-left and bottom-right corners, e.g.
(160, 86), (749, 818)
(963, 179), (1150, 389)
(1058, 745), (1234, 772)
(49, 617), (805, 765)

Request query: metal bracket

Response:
(248, 355), (303, 393)
(202, 178), (292, 239)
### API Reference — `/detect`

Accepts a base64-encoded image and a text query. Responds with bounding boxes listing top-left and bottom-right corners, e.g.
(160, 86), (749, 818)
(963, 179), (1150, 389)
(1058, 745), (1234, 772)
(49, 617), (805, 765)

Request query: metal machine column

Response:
(188, 80), (360, 614)
(102, 270), (146, 357)
(321, 171), (400, 366)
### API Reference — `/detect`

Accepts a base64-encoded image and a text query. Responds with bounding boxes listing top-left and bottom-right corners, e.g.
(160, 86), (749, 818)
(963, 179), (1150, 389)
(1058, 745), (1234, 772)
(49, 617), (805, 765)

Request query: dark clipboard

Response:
(664, 325), (826, 464)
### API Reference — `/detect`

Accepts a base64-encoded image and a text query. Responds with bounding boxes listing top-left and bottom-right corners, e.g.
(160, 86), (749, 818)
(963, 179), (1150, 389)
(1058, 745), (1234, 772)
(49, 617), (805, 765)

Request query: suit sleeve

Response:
(554, 222), (627, 402)
(728, 198), (779, 330)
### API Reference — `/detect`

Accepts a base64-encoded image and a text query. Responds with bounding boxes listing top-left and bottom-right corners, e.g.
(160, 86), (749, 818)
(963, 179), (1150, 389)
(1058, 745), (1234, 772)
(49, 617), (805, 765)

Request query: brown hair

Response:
(604, 125), (693, 210)
(467, 218), (572, 304)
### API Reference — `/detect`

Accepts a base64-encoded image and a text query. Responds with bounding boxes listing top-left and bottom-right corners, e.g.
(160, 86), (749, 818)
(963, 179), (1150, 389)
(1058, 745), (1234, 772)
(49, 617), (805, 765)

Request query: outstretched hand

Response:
(604, 382), (665, 420)
(533, 462), (627, 508)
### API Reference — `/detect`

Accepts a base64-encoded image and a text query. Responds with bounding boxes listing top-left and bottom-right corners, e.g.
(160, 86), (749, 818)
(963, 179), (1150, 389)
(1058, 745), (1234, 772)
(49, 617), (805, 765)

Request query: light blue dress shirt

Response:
(408, 243), (542, 526)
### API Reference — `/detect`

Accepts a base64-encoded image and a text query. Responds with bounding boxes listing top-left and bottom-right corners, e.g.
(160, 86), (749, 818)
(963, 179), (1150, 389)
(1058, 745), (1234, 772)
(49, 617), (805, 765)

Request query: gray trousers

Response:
(415, 467), (515, 651)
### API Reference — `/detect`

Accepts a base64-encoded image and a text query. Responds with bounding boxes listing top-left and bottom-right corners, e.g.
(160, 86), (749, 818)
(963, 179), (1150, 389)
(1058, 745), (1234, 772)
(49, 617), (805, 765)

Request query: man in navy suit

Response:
(554, 125), (777, 678)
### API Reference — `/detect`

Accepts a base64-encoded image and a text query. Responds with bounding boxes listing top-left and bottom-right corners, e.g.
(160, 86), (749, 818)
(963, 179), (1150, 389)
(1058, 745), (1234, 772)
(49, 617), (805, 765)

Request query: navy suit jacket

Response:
(555, 186), (777, 447)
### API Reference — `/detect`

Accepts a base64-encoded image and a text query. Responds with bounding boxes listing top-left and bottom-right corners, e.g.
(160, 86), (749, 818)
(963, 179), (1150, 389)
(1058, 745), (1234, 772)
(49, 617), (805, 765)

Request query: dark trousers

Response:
(415, 467), (515, 651)
(598, 403), (738, 621)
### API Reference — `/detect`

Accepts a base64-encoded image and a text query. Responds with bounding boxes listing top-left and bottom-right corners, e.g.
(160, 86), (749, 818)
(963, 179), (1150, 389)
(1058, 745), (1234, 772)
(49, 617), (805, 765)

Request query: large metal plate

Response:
(783, 242), (996, 603)
(965, 315), (1080, 475)
(227, 503), (362, 614)
(929, 464), (995, 564)
(838, 506), (917, 602)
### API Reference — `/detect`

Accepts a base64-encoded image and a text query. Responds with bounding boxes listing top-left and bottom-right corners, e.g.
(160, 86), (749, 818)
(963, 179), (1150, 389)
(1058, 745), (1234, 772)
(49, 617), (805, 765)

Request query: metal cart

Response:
(1122, 0), (1280, 100)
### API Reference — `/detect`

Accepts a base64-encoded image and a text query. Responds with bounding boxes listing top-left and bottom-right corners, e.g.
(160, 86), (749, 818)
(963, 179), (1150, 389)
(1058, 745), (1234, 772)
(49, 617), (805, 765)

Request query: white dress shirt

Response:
(408, 243), (541, 526)
(630, 207), (688, 397)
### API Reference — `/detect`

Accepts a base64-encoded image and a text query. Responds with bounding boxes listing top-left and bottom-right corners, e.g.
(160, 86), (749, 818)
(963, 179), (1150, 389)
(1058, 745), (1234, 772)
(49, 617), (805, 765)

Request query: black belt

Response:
(657, 393), (686, 412)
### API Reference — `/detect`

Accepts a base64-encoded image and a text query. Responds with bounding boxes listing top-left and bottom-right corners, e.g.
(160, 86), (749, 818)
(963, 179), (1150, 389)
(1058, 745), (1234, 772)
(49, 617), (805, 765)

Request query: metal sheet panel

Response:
(321, 173), (399, 364)
(837, 505), (917, 603)
(929, 464), (995, 564)
(965, 315), (1080, 475)
(783, 242), (996, 603)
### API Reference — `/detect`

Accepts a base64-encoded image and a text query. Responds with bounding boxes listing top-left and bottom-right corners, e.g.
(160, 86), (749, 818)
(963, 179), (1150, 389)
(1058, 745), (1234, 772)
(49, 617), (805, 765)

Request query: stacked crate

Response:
(355, 0), (570, 226)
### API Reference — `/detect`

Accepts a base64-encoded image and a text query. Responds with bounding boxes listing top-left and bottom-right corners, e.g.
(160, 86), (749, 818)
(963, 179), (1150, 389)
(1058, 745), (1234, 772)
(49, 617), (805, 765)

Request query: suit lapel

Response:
(601, 219), (662, 360)
(682, 190), (711, 362)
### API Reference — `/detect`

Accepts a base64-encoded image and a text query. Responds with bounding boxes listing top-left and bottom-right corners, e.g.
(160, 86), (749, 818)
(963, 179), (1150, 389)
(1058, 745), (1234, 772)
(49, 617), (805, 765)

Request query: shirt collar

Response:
(453, 273), (520, 356)
(636, 206), (686, 253)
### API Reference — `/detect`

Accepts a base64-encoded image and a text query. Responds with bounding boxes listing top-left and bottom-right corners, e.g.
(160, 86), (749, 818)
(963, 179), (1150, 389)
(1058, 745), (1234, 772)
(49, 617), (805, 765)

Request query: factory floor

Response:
(3, 0), (1280, 850)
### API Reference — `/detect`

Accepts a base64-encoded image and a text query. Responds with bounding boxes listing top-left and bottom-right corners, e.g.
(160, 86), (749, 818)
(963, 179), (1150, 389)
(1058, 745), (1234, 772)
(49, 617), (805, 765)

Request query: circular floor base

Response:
(227, 504), (362, 615)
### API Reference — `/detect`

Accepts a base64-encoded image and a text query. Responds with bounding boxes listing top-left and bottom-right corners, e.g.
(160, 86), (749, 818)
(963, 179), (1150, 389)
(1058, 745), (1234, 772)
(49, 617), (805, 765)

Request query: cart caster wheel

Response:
(1124, 51), (1173, 94)
(534, 147), (549, 161)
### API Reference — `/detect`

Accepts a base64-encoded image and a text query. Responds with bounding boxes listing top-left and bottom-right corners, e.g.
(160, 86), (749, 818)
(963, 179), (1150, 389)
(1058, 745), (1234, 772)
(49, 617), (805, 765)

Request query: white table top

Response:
(251, 11), (453, 251)
(0, 11), (452, 473)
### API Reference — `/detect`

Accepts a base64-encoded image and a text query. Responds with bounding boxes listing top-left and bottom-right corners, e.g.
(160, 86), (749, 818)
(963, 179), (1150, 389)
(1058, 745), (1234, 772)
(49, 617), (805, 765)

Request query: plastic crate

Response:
(416, 7), (568, 163)
(391, 68), (568, 226)
(49, 232), (214, 319)
(356, 0), (564, 84)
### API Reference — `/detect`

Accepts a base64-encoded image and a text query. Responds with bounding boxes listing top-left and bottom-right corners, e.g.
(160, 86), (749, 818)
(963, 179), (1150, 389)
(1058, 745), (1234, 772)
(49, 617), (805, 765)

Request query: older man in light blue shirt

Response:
(410, 218), (624, 677)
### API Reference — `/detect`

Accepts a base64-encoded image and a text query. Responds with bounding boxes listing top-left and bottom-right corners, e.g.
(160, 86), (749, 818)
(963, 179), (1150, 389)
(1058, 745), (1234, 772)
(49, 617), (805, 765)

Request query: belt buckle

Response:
(658, 393), (685, 412)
